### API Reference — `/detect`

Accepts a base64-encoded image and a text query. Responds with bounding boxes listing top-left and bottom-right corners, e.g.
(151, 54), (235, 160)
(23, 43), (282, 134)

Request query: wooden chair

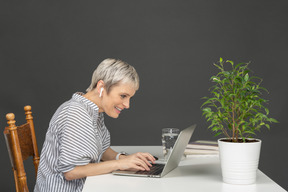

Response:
(4, 105), (40, 192)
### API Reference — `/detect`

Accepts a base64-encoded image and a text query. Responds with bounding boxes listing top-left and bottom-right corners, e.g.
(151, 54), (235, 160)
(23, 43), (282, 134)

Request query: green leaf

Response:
(265, 108), (269, 115)
(212, 92), (220, 98)
(213, 63), (223, 71)
(258, 86), (269, 93)
(212, 127), (220, 132)
(214, 132), (222, 137)
(244, 73), (249, 82)
(226, 60), (234, 66)
(244, 131), (256, 135)
(202, 107), (212, 113)
(201, 98), (217, 108)
(235, 62), (248, 70)
(268, 118), (279, 123)
(210, 76), (220, 82)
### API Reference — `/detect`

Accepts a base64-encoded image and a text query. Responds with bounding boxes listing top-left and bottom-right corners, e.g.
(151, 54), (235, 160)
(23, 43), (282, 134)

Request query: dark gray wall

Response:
(1, 1), (287, 191)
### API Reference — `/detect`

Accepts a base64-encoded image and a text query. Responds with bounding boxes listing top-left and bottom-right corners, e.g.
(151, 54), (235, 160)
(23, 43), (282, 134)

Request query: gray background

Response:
(1, 0), (287, 191)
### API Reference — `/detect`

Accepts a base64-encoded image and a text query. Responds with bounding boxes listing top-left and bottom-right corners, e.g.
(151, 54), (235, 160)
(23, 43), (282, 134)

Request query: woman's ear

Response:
(96, 80), (105, 97)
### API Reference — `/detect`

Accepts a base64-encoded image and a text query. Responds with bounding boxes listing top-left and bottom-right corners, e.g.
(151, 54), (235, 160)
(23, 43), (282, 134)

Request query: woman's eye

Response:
(121, 95), (126, 99)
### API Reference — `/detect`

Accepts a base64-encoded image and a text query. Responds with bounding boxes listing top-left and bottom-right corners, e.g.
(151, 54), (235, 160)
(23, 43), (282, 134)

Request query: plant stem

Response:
(231, 76), (236, 142)
(221, 127), (231, 140)
(232, 106), (236, 142)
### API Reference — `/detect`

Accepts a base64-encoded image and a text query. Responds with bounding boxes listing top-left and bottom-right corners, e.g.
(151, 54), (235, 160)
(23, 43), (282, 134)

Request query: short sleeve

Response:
(57, 104), (102, 173)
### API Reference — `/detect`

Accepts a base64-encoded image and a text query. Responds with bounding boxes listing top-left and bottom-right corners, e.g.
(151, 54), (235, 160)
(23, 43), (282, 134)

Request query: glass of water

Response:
(162, 128), (180, 161)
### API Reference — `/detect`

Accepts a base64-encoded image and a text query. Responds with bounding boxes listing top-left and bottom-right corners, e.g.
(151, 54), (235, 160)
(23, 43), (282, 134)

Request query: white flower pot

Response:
(218, 138), (262, 185)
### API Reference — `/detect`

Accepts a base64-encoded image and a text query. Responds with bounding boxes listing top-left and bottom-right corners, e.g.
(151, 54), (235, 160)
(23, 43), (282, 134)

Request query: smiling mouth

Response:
(115, 107), (122, 113)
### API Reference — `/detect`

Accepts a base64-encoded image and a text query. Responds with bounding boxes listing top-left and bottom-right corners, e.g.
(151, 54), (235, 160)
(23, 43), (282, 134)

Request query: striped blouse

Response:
(34, 93), (110, 192)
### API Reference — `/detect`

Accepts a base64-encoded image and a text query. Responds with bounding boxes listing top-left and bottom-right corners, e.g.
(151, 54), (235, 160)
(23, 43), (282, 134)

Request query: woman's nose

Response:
(123, 99), (130, 109)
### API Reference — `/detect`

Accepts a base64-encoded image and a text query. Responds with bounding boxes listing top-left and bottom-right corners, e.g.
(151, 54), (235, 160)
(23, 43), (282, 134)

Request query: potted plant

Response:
(201, 58), (278, 184)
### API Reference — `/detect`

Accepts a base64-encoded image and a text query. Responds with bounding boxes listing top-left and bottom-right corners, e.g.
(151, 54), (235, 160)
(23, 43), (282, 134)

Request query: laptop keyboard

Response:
(135, 163), (165, 175)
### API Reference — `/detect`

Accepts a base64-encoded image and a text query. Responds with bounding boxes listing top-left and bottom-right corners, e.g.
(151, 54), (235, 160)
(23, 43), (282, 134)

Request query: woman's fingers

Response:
(135, 153), (155, 166)
(132, 157), (150, 170)
(132, 152), (157, 170)
(144, 153), (156, 163)
(118, 152), (156, 171)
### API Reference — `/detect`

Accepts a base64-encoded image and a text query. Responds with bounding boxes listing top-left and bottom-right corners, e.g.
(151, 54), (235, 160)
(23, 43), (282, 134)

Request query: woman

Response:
(34, 58), (155, 192)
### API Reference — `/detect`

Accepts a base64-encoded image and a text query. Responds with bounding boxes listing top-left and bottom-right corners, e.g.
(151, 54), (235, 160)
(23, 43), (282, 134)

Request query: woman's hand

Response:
(117, 152), (156, 171)
(64, 152), (157, 180)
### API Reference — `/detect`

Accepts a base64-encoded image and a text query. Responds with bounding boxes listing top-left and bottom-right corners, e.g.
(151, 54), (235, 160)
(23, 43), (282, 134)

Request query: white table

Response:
(82, 146), (286, 192)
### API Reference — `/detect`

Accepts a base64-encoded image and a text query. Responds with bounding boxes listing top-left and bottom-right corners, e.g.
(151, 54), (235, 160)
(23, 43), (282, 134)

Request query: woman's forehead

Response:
(111, 82), (136, 95)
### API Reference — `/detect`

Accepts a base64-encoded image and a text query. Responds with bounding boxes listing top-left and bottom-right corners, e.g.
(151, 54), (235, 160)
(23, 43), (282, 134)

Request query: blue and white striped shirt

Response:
(34, 93), (110, 192)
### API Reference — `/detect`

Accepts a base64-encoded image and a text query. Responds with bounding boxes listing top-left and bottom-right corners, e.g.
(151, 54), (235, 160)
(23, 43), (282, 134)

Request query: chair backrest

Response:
(4, 105), (40, 192)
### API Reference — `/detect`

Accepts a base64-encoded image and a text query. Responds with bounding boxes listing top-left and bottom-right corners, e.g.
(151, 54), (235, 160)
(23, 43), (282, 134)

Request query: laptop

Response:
(112, 124), (196, 178)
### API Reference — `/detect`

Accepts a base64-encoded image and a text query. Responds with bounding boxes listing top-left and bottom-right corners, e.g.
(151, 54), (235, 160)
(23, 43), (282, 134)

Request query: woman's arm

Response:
(101, 147), (131, 161)
(64, 151), (156, 180)
(101, 147), (119, 161)
(64, 159), (119, 180)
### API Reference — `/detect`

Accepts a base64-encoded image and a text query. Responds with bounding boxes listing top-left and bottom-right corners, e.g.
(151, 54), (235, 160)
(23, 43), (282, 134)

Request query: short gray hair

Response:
(86, 58), (140, 93)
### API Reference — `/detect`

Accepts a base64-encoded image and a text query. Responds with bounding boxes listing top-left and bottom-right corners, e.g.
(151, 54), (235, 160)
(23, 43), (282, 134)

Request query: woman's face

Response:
(100, 83), (136, 118)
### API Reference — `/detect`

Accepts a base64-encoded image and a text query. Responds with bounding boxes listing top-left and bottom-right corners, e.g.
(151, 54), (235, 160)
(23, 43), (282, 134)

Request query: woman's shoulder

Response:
(51, 99), (91, 122)
(65, 99), (92, 117)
